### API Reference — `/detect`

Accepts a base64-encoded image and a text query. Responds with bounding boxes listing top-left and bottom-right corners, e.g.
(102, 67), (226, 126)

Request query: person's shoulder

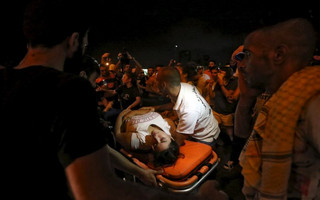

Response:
(181, 82), (198, 91)
(54, 71), (94, 94)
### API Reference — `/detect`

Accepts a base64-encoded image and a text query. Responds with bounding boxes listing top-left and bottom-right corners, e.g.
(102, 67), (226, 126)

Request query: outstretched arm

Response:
(126, 96), (141, 110)
(66, 146), (218, 200)
(107, 145), (162, 187)
(140, 102), (174, 113)
(114, 109), (132, 149)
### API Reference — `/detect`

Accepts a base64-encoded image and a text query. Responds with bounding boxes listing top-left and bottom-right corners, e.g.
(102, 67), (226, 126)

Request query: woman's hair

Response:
(220, 66), (234, 80)
(152, 140), (180, 167)
(182, 61), (198, 82)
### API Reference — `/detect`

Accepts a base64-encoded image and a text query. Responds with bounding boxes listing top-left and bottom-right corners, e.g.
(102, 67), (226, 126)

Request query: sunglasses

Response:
(235, 51), (251, 61)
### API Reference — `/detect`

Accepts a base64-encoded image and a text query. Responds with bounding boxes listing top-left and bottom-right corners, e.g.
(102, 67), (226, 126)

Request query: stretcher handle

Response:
(156, 150), (218, 188)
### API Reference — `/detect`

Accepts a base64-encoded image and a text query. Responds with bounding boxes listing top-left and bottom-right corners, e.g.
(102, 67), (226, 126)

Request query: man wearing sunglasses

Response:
(238, 18), (320, 200)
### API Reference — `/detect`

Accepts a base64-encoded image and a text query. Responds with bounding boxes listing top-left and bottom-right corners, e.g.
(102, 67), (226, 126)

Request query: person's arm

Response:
(228, 86), (240, 103)
(217, 75), (234, 98)
(96, 87), (117, 98)
(174, 131), (188, 146)
(140, 102), (174, 113)
(154, 102), (174, 112)
(126, 51), (143, 73)
(234, 71), (263, 138)
(127, 96), (141, 110)
(107, 145), (162, 187)
(168, 59), (177, 67)
(66, 147), (227, 200)
(207, 81), (217, 99)
(174, 111), (200, 146)
(114, 109), (132, 149)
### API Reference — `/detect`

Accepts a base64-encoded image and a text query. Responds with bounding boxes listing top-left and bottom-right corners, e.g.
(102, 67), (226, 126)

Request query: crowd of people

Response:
(0, 0), (319, 199)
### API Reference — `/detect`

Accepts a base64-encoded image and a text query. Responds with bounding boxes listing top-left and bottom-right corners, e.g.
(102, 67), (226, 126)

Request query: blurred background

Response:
(1, 0), (319, 68)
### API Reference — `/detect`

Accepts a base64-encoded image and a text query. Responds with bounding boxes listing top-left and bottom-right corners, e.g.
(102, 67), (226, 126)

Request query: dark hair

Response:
(23, 0), (92, 48)
(152, 140), (180, 167)
(184, 61), (198, 81)
(220, 66), (234, 80)
(124, 71), (137, 86)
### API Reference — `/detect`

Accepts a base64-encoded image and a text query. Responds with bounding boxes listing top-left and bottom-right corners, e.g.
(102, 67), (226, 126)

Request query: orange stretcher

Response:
(121, 140), (219, 193)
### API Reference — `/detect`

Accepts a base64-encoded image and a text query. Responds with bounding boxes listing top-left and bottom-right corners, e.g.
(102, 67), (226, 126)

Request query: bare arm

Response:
(127, 52), (143, 73)
(66, 147), (214, 200)
(234, 71), (263, 138)
(66, 145), (227, 200)
(217, 75), (234, 98)
(207, 81), (217, 99)
(154, 102), (174, 112)
(107, 145), (162, 187)
(227, 85), (240, 103)
(140, 102), (174, 113)
(126, 96), (141, 110)
(114, 109), (132, 149)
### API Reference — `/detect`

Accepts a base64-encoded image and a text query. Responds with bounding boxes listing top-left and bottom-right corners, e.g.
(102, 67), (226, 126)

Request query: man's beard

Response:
(64, 46), (84, 74)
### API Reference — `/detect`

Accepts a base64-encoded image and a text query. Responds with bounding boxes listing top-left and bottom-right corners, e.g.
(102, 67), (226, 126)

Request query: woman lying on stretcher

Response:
(115, 108), (181, 167)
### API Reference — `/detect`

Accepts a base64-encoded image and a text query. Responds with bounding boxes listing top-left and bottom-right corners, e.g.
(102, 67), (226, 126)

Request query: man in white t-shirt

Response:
(144, 67), (220, 148)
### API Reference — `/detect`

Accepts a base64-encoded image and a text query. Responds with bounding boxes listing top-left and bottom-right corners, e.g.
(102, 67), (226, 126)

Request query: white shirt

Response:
(125, 112), (171, 150)
(173, 83), (220, 142)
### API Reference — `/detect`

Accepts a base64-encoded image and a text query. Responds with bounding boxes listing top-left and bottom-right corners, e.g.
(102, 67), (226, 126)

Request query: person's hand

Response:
(117, 53), (122, 59)
(206, 79), (214, 86)
(227, 94), (235, 103)
(160, 110), (170, 117)
(168, 59), (176, 66)
(95, 86), (103, 92)
(125, 52), (133, 60)
(137, 168), (164, 187)
(197, 180), (228, 200)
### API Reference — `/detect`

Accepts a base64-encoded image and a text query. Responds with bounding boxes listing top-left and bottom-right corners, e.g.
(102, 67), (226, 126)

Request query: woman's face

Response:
(151, 129), (172, 152)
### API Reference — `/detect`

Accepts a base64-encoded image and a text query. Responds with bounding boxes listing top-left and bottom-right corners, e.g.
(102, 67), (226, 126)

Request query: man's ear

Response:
(66, 32), (80, 57)
(273, 44), (288, 65)
(79, 70), (87, 78)
(158, 80), (166, 88)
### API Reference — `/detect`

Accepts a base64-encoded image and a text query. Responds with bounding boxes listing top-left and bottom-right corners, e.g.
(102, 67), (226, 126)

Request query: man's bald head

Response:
(157, 67), (181, 88)
(247, 18), (316, 65)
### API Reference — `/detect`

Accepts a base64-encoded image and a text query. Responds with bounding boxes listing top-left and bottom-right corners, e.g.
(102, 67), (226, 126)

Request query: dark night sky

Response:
(1, 0), (319, 67)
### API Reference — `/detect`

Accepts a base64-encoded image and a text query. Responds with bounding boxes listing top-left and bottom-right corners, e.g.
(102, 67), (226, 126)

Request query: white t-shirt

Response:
(125, 112), (171, 150)
(173, 83), (220, 142)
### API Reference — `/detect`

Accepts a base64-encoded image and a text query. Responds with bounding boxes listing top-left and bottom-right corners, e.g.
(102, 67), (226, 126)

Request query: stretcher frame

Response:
(121, 140), (219, 193)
